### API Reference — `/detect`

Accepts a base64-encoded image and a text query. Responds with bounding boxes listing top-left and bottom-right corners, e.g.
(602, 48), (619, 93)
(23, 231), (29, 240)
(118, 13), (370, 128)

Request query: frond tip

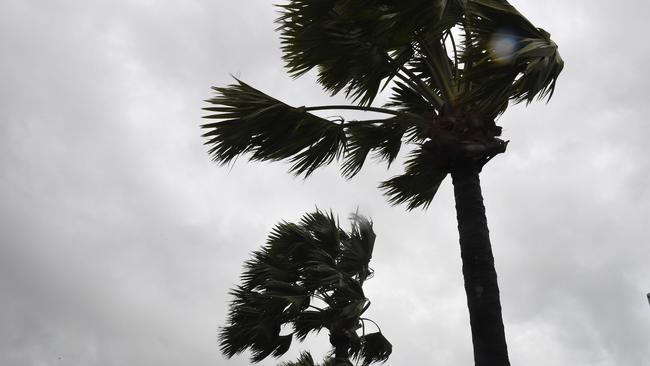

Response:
(202, 79), (346, 177)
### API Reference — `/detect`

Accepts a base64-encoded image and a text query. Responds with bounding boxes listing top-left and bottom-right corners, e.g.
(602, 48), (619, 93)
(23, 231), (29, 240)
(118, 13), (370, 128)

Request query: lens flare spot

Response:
(489, 32), (518, 64)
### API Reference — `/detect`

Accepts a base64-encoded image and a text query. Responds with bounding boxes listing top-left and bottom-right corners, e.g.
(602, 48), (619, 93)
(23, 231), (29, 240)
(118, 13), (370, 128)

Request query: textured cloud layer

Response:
(1, 1), (648, 365)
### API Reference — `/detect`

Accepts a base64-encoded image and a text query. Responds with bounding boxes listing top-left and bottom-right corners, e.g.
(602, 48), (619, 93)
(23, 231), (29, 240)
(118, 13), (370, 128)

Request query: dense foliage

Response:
(203, 0), (563, 209)
(220, 211), (391, 366)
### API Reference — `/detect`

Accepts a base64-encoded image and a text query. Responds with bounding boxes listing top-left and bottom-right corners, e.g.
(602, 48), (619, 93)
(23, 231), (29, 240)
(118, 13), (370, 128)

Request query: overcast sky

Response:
(1, 1), (649, 365)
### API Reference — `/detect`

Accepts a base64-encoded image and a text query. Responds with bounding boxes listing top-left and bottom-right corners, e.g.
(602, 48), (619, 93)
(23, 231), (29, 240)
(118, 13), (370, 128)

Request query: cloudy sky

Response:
(1, 1), (649, 365)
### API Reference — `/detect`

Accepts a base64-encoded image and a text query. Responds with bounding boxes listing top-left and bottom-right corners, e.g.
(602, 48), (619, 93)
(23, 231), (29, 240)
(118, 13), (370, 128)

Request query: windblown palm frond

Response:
(202, 79), (346, 177)
(384, 79), (437, 117)
(380, 142), (449, 210)
(342, 118), (409, 179)
(276, 0), (466, 106)
(219, 210), (391, 365)
(277, 0), (408, 106)
(459, 0), (564, 117)
(351, 332), (393, 366)
(203, 79), (428, 179)
(339, 214), (376, 284)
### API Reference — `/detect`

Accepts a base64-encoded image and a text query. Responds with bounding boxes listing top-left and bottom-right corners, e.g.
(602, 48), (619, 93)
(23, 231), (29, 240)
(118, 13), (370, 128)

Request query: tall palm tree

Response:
(203, 1), (563, 365)
(220, 210), (392, 366)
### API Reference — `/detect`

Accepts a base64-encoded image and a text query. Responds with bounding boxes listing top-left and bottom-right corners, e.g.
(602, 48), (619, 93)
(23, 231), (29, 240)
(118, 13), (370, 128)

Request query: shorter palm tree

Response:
(220, 210), (391, 366)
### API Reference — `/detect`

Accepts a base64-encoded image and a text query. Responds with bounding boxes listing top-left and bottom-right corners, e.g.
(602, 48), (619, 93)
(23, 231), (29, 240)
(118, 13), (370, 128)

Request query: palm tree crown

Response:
(220, 210), (391, 366)
(202, 0), (563, 209)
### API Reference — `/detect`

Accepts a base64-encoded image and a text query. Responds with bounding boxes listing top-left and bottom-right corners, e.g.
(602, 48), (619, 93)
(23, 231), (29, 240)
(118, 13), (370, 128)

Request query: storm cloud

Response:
(1, 1), (648, 365)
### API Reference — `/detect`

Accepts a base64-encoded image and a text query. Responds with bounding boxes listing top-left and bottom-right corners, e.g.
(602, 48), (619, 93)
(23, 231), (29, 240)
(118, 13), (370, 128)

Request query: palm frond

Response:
(303, 263), (343, 292)
(459, 0), (564, 116)
(413, 36), (457, 103)
(220, 288), (288, 361)
(339, 214), (375, 283)
(337, 299), (370, 325)
(293, 309), (332, 341)
(332, 277), (367, 305)
(266, 222), (312, 256)
(354, 332), (392, 366)
(385, 0), (465, 36)
(380, 143), (449, 210)
(342, 118), (409, 178)
(276, 1), (408, 106)
(264, 280), (311, 316)
(202, 79), (346, 177)
(276, 0), (467, 106)
(299, 210), (343, 259)
(385, 80), (437, 117)
(241, 251), (297, 290)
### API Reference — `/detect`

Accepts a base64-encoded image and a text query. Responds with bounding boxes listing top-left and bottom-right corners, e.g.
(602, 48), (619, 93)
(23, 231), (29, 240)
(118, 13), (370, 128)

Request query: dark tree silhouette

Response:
(204, 2), (563, 365)
(220, 210), (391, 366)
(278, 352), (334, 366)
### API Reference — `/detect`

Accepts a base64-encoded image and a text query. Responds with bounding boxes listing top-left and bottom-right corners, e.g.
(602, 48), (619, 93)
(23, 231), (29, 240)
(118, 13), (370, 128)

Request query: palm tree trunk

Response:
(451, 162), (510, 366)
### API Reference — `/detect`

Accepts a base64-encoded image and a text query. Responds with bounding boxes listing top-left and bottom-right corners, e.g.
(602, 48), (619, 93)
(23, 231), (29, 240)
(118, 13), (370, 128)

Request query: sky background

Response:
(1, 1), (649, 365)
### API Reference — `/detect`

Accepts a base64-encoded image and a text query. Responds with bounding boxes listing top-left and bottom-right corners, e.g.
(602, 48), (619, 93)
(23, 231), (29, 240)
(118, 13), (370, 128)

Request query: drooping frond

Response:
(351, 332), (393, 366)
(342, 118), (408, 179)
(202, 79), (346, 177)
(219, 286), (292, 362)
(459, 0), (564, 116)
(380, 143), (449, 210)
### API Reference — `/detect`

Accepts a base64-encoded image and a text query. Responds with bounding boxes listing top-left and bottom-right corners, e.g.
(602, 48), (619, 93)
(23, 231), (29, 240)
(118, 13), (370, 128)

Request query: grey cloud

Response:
(1, 1), (649, 365)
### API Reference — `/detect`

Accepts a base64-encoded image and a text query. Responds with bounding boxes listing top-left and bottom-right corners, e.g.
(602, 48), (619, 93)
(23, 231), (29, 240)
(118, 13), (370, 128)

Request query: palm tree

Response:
(220, 210), (392, 366)
(203, 1), (563, 365)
